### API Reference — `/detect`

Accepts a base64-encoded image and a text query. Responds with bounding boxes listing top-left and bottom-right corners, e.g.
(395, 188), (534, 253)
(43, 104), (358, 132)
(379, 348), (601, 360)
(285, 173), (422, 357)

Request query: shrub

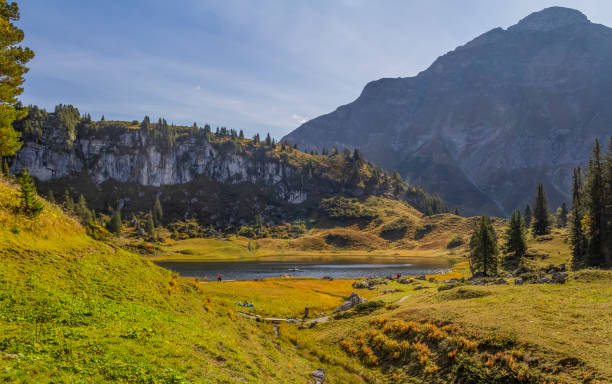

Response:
(380, 217), (411, 239)
(447, 235), (464, 249)
(319, 196), (377, 221)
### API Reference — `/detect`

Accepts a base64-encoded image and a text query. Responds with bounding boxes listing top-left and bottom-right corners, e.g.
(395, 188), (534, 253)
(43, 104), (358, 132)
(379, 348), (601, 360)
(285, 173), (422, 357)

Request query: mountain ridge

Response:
(283, 7), (612, 216)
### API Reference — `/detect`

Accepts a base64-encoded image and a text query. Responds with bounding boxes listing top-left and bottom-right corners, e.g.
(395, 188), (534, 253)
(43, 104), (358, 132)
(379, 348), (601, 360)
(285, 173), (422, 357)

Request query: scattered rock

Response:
(312, 368), (325, 384)
(414, 285), (424, 290)
(416, 275), (427, 280)
(514, 277), (523, 285)
(513, 266), (533, 276)
(551, 272), (568, 284)
(367, 286), (376, 290)
(537, 276), (553, 284)
(493, 278), (507, 285)
(397, 278), (413, 284)
(428, 278), (437, 283)
(335, 292), (367, 312)
(442, 279), (460, 284)
(352, 281), (369, 289)
(558, 264), (566, 272)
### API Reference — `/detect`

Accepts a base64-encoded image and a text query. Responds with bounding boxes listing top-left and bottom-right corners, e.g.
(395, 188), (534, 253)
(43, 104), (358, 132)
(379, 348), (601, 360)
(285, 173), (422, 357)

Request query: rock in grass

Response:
(416, 275), (427, 280)
(312, 368), (325, 383)
(551, 272), (568, 284)
(335, 292), (367, 312)
(514, 277), (523, 285)
(398, 278), (413, 284)
(493, 278), (507, 285)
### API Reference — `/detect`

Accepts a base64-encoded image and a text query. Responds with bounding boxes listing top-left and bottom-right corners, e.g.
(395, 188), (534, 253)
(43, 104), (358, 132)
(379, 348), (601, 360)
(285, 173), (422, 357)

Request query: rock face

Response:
(283, 7), (612, 216)
(12, 130), (301, 202)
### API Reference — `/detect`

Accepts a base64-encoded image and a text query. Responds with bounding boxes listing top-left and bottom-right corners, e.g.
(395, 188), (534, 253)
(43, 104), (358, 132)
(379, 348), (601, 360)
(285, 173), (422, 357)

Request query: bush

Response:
(319, 196), (377, 221)
(447, 235), (464, 249)
(380, 217), (411, 240)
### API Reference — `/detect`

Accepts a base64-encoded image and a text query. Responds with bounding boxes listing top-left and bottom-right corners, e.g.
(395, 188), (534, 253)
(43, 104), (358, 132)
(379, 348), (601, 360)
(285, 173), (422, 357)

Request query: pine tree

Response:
(64, 190), (74, 212)
(353, 149), (364, 164)
(454, 208), (460, 216)
(0, 1), (34, 157)
(153, 196), (163, 225)
(47, 190), (55, 204)
(602, 137), (612, 267)
(469, 216), (499, 277)
(107, 210), (122, 235)
(100, 115), (105, 121)
(145, 211), (155, 236)
(504, 210), (527, 263)
(584, 140), (605, 266)
(265, 133), (272, 146)
(532, 183), (550, 236)
(239, 130), (244, 139)
(524, 204), (532, 229)
(556, 202), (568, 228)
(140, 116), (151, 132)
(17, 170), (43, 217)
(1, 157), (10, 176)
(570, 167), (587, 269)
(76, 194), (92, 225)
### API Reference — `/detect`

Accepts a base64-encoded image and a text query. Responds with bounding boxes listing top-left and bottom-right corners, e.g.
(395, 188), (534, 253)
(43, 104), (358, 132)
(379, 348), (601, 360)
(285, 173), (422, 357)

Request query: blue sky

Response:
(16, 0), (612, 139)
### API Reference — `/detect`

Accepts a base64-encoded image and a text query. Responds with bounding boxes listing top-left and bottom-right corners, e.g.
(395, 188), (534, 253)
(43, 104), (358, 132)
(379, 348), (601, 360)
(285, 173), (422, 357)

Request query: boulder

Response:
(312, 368), (325, 384)
(335, 293), (367, 312)
(428, 278), (437, 283)
(537, 276), (553, 284)
(514, 277), (523, 285)
(352, 281), (369, 289)
(416, 275), (427, 280)
(414, 285), (424, 290)
(493, 278), (507, 285)
(397, 278), (413, 284)
(551, 272), (568, 284)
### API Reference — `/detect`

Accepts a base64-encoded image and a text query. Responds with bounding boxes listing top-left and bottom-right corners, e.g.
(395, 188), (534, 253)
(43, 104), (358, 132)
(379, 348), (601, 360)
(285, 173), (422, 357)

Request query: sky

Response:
(16, 0), (612, 139)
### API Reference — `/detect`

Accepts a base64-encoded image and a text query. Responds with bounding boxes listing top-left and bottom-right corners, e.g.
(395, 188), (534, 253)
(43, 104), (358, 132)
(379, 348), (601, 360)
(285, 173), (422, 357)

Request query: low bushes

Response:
(319, 196), (377, 221)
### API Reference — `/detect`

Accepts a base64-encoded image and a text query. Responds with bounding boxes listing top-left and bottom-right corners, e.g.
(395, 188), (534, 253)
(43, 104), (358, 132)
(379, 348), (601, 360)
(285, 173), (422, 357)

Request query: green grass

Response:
(0, 177), (366, 383)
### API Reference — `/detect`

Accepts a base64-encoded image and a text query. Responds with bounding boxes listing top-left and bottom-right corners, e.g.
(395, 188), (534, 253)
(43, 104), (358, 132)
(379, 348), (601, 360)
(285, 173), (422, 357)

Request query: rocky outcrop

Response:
(335, 293), (367, 312)
(283, 7), (612, 216)
(12, 129), (305, 203)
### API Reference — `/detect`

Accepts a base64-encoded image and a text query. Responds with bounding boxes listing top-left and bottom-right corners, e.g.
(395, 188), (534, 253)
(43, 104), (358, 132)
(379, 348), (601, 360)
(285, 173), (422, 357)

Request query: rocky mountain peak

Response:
(508, 7), (589, 32)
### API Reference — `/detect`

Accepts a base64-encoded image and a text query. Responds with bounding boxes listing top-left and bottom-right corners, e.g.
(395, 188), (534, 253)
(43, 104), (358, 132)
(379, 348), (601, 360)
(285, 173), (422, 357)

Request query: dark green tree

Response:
(469, 216), (499, 277)
(504, 210), (527, 263)
(524, 204), (532, 228)
(1, 157), (10, 176)
(556, 202), (568, 228)
(47, 190), (55, 204)
(145, 211), (155, 236)
(18, 169), (42, 217)
(584, 140), (605, 266)
(64, 190), (74, 212)
(0, 1), (34, 157)
(532, 183), (550, 236)
(265, 133), (272, 146)
(570, 167), (587, 269)
(75, 194), (92, 225)
(140, 116), (151, 132)
(107, 210), (122, 236)
(153, 196), (163, 225)
(604, 137), (612, 266)
(454, 208), (460, 216)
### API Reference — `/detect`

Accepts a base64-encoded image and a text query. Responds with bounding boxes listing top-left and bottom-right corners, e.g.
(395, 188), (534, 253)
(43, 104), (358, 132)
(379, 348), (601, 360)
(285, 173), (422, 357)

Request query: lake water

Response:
(155, 257), (455, 280)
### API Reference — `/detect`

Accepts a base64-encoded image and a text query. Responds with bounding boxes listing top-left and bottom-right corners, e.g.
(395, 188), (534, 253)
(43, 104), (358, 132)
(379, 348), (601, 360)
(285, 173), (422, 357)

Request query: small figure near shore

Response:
(217, 273), (223, 282)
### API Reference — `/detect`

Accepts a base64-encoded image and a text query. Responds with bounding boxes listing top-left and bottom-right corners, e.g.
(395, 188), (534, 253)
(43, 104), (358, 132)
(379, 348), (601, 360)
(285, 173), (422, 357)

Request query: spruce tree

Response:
(504, 210), (527, 263)
(524, 204), (532, 229)
(107, 210), (122, 236)
(64, 190), (74, 212)
(570, 167), (587, 269)
(18, 170), (42, 217)
(0, 1), (34, 157)
(76, 194), (92, 225)
(584, 140), (605, 266)
(145, 211), (155, 236)
(556, 202), (568, 228)
(469, 216), (499, 277)
(140, 116), (151, 132)
(532, 183), (550, 236)
(153, 196), (163, 225)
(265, 133), (272, 146)
(603, 137), (612, 266)
(1, 157), (10, 176)
(454, 208), (459, 216)
(47, 190), (55, 204)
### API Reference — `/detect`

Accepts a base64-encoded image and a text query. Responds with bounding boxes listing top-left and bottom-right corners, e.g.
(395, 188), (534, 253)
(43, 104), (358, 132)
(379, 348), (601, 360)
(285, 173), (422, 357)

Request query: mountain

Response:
(283, 7), (612, 217)
(8, 105), (446, 228)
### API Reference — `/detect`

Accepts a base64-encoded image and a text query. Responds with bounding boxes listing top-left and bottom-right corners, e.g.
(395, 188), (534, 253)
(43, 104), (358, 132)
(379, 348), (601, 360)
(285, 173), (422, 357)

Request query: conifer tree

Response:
(469, 216), (499, 277)
(145, 211), (155, 236)
(64, 190), (74, 212)
(18, 170), (42, 217)
(603, 137), (612, 266)
(556, 202), (568, 228)
(253, 134), (260, 144)
(504, 210), (527, 262)
(107, 210), (122, 235)
(570, 167), (587, 269)
(153, 196), (163, 225)
(524, 204), (532, 228)
(140, 116), (151, 132)
(100, 115), (105, 121)
(0, 1), (34, 157)
(239, 130), (244, 139)
(1, 157), (10, 176)
(47, 190), (55, 204)
(532, 183), (550, 236)
(454, 208), (459, 216)
(584, 140), (605, 266)
(265, 133), (272, 146)
(76, 194), (92, 224)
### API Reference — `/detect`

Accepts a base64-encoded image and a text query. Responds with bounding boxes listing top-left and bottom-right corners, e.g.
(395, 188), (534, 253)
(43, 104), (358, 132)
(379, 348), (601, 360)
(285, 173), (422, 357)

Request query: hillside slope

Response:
(0, 177), (366, 383)
(283, 7), (612, 216)
(9, 105), (445, 228)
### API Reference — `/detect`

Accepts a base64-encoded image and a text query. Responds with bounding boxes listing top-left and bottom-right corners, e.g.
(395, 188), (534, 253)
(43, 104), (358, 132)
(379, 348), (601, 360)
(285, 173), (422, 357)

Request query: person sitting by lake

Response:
(217, 273), (222, 282)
